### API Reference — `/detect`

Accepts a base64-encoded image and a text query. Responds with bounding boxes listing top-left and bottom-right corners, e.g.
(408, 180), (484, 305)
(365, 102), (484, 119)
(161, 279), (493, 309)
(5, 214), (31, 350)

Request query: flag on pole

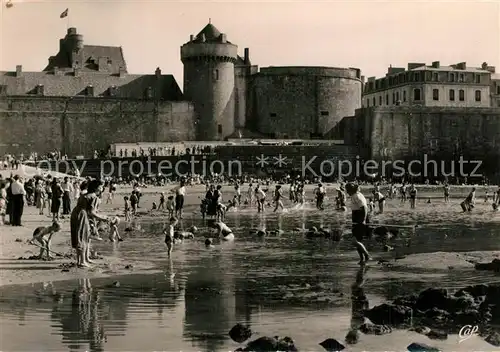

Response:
(60, 8), (68, 18)
(5, 0), (13, 8)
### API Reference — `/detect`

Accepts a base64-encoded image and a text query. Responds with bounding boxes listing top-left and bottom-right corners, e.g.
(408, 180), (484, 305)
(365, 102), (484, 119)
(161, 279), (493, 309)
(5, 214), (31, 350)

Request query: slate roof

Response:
(0, 71), (183, 100)
(43, 45), (127, 74)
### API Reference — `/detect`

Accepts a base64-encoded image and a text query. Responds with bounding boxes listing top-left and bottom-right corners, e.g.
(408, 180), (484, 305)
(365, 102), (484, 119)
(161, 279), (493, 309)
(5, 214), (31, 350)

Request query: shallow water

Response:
(1, 196), (500, 351)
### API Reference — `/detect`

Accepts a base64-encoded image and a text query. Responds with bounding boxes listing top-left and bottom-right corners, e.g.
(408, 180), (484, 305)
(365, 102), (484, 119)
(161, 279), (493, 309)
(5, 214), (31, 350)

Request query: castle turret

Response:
(181, 22), (238, 140)
(60, 27), (84, 68)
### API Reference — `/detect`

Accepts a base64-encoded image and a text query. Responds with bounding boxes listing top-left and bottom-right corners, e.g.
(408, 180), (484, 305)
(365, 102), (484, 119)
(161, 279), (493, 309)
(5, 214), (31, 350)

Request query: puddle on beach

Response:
(1, 196), (500, 351)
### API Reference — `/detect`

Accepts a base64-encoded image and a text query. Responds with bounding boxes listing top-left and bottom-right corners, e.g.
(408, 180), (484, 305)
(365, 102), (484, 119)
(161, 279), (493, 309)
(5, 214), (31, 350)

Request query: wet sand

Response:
(0, 183), (498, 287)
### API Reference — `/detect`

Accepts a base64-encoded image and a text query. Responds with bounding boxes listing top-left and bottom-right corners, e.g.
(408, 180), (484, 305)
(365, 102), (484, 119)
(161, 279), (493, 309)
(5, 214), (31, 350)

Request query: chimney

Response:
(118, 67), (126, 77)
(456, 62), (466, 70)
(432, 61), (440, 68)
(190, 34), (194, 41)
(73, 67), (80, 77)
(155, 67), (161, 77)
(361, 75), (366, 83)
(244, 48), (250, 64)
(220, 34), (227, 43)
(15, 65), (22, 77)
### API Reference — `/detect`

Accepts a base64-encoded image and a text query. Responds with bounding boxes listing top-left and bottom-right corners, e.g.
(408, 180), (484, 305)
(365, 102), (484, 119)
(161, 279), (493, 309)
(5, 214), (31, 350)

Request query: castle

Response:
(0, 23), (363, 156)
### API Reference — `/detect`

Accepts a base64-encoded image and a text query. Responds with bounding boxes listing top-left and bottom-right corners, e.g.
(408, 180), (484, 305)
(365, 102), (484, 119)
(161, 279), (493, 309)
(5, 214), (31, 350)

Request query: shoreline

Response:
(0, 184), (498, 288)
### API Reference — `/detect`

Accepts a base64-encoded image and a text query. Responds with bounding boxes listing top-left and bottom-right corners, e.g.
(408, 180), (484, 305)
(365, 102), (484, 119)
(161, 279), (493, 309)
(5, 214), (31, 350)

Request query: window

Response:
(403, 90), (407, 102)
(475, 90), (481, 102)
(430, 139), (438, 148)
(414, 73), (420, 82)
(459, 89), (465, 101)
(475, 75), (481, 83)
(107, 59), (112, 65)
(433, 72), (439, 81)
(379, 96), (382, 105)
(449, 89), (455, 101)
(392, 92), (396, 104)
(86, 85), (94, 97)
(0, 85), (6, 95)
(366, 100), (370, 107)
(385, 94), (389, 105)
(432, 89), (439, 101)
(459, 74), (464, 82)
(413, 88), (421, 101)
(217, 124), (222, 134)
(214, 69), (219, 81)
(372, 98), (375, 106)
(450, 73), (455, 82)
(321, 111), (329, 116)
(270, 113), (277, 117)
(497, 85), (500, 95)
(396, 91), (400, 102)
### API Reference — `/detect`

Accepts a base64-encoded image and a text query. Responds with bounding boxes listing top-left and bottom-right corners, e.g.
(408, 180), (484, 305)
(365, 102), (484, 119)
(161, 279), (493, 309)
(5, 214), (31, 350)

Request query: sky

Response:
(1, 0), (499, 90)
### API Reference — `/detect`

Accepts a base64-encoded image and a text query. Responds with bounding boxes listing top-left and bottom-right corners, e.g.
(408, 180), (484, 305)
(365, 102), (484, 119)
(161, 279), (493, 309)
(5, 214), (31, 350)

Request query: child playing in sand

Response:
(367, 198), (375, 213)
(152, 202), (157, 210)
(212, 221), (235, 241)
(461, 188), (476, 212)
(255, 185), (266, 212)
(31, 221), (61, 259)
(108, 217), (123, 242)
(124, 196), (131, 222)
(166, 195), (175, 218)
(164, 217), (178, 257)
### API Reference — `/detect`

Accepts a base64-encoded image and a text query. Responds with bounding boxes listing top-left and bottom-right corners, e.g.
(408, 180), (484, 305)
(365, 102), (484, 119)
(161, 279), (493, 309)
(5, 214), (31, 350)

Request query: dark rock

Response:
(345, 330), (359, 344)
(407, 342), (440, 351)
(453, 309), (483, 326)
(409, 326), (431, 335)
(484, 331), (500, 347)
(15, 238), (22, 242)
(61, 268), (70, 272)
(319, 338), (345, 351)
(364, 303), (413, 326)
(359, 323), (392, 335)
(112, 281), (120, 287)
(243, 336), (298, 352)
(415, 288), (449, 311)
(125, 264), (133, 269)
(426, 330), (447, 340)
(205, 238), (213, 246)
(474, 259), (500, 272)
(446, 294), (477, 313)
(229, 323), (252, 343)
(393, 294), (418, 308)
(455, 284), (489, 298)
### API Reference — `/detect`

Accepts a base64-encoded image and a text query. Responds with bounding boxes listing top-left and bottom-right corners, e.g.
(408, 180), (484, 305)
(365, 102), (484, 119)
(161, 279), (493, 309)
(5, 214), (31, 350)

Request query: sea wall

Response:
(0, 96), (196, 157)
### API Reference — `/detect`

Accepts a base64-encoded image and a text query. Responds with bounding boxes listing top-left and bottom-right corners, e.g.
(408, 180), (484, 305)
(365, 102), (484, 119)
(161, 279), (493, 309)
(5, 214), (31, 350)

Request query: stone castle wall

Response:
(253, 67), (362, 138)
(345, 106), (500, 177)
(0, 96), (196, 156)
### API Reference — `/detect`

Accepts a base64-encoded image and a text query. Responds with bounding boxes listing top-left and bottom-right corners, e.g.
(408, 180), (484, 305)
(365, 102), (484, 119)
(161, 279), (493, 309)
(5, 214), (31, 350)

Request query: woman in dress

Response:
(70, 180), (110, 268)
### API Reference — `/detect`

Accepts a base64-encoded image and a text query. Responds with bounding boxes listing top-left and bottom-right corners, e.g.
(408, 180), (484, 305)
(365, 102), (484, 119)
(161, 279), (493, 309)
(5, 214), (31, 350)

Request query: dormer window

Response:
(86, 85), (94, 96)
(36, 84), (44, 96)
(107, 59), (112, 65)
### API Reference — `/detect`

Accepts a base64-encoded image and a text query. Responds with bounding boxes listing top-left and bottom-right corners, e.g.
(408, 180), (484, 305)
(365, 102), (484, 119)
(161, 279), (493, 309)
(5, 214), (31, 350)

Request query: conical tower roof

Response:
(196, 23), (221, 41)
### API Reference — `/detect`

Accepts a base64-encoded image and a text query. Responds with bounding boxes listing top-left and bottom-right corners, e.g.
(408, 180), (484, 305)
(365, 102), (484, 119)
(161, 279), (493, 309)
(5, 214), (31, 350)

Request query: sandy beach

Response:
(0, 182), (498, 287)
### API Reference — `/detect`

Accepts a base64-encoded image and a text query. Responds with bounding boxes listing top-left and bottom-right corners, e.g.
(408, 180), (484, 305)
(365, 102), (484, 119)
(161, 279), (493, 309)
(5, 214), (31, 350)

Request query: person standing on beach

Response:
(443, 183), (450, 203)
(10, 175), (26, 226)
(0, 182), (8, 225)
(70, 180), (110, 268)
(173, 178), (186, 219)
(409, 184), (417, 209)
(345, 182), (371, 265)
(51, 178), (63, 221)
(61, 177), (73, 215)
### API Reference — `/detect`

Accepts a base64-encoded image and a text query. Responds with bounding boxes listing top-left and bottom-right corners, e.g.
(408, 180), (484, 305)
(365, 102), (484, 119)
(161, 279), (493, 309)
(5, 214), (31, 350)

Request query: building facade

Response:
(362, 62), (496, 109)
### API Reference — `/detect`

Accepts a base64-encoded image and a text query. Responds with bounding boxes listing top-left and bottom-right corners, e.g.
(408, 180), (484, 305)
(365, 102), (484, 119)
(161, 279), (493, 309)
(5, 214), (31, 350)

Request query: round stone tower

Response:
(181, 22), (238, 141)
